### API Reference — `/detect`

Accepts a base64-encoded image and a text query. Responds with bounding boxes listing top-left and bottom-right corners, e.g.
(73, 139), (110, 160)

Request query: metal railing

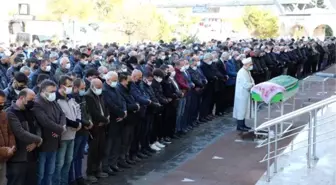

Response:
(255, 95), (336, 182)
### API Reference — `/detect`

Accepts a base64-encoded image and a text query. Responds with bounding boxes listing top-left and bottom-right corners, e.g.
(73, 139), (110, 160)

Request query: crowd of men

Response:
(0, 37), (335, 185)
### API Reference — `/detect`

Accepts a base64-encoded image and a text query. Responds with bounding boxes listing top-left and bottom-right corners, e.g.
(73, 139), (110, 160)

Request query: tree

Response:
(243, 7), (279, 39)
(325, 25), (334, 36)
(43, 0), (96, 21)
(92, 0), (123, 21)
(173, 8), (201, 41)
(114, 4), (174, 42)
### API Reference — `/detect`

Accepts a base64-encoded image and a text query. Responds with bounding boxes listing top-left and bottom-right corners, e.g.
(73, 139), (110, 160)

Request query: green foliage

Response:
(173, 8), (201, 41)
(243, 6), (279, 39)
(325, 25), (333, 36)
(44, 0), (95, 21)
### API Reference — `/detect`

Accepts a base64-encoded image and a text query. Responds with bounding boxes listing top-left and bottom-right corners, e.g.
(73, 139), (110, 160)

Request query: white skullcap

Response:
(242, 57), (252, 65)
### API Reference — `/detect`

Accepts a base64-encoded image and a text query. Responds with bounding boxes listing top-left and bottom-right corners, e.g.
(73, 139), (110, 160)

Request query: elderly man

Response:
(54, 57), (71, 82)
(98, 66), (108, 82)
(20, 66), (31, 77)
(50, 52), (59, 74)
(85, 78), (109, 183)
(233, 57), (254, 132)
(102, 71), (128, 174)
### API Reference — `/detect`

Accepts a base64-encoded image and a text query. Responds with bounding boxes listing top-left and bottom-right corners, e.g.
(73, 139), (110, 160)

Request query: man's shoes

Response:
(96, 172), (108, 178)
(118, 161), (132, 169)
(126, 158), (136, 165)
(161, 138), (172, 145)
(142, 149), (153, 157)
(102, 168), (116, 176)
(150, 144), (161, 151)
(154, 141), (165, 148)
(131, 155), (141, 162)
(76, 178), (88, 185)
(146, 147), (157, 153)
(198, 118), (207, 123)
(137, 152), (149, 159)
(86, 176), (98, 184)
(111, 165), (124, 172)
(243, 125), (252, 130)
(237, 127), (249, 132)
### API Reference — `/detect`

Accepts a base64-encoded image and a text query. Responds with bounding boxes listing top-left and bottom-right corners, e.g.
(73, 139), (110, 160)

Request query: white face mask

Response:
(110, 81), (118, 88)
(52, 60), (58, 64)
(46, 92), (56, 102)
(147, 81), (152, 86)
(248, 66), (253, 71)
(170, 71), (176, 77)
(206, 61), (213, 65)
(93, 88), (102, 96)
(185, 65), (190, 70)
(65, 86), (72, 94)
(197, 61), (201, 66)
(180, 66), (186, 72)
(191, 66), (197, 70)
(82, 61), (88, 65)
(161, 56), (165, 60)
(45, 65), (51, 72)
(155, 77), (163, 83)
(122, 68), (128, 72)
(65, 63), (71, 69)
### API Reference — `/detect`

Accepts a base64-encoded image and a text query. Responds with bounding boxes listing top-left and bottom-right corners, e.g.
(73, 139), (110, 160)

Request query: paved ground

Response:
(97, 65), (336, 185)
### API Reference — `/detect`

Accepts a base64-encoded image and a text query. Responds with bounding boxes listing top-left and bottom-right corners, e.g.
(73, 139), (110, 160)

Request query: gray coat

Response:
(33, 95), (66, 152)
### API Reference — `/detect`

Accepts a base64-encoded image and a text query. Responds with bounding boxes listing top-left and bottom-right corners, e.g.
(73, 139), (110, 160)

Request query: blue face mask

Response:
(200, 55), (204, 60)
(79, 90), (85, 96)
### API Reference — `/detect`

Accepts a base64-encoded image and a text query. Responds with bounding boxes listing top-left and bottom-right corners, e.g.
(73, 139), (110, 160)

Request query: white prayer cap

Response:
(242, 57), (252, 65)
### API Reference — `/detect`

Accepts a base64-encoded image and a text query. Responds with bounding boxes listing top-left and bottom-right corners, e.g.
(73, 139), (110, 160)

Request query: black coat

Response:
(85, 88), (109, 125)
(151, 80), (169, 105)
(102, 82), (126, 120)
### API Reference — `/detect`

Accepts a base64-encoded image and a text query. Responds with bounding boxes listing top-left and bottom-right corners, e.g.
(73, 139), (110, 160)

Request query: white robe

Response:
(233, 67), (255, 120)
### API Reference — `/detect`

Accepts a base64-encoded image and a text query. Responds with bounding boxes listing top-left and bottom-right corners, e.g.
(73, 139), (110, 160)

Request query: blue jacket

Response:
(102, 82), (126, 120)
(72, 63), (86, 78)
(225, 59), (237, 86)
(183, 70), (193, 89)
(129, 81), (151, 117)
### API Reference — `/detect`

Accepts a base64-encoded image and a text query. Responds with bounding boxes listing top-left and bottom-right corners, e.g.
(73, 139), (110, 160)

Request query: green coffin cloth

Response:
(269, 75), (298, 90)
(251, 75), (299, 103)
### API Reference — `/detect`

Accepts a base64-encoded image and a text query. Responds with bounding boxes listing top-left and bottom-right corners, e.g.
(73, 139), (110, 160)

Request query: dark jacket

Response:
(4, 85), (18, 109)
(102, 82), (126, 120)
(73, 63), (86, 78)
(73, 94), (91, 136)
(129, 81), (151, 118)
(0, 63), (9, 90)
(7, 103), (41, 162)
(32, 95), (66, 152)
(29, 68), (55, 88)
(225, 60), (237, 86)
(85, 88), (109, 125)
(140, 81), (160, 114)
(187, 67), (206, 89)
(151, 80), (169, 105)
(117, 83), (139, 113)
(117, 83), (140, 124)
(161, 76), (182, 100)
